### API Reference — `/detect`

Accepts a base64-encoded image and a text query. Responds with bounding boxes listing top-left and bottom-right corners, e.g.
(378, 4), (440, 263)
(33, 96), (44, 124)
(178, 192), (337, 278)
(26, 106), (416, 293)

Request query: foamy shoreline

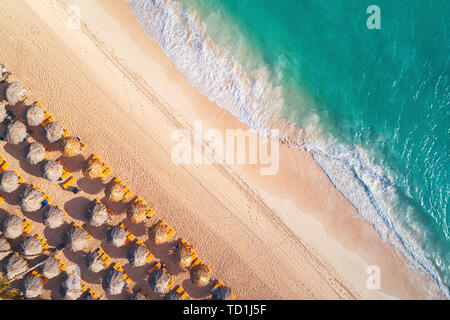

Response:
(0, 0), (443, 299)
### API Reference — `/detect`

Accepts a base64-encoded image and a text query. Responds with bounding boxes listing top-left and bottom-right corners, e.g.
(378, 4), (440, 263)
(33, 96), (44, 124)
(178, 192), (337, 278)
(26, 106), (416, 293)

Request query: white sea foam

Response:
(125, 0), (449, 298)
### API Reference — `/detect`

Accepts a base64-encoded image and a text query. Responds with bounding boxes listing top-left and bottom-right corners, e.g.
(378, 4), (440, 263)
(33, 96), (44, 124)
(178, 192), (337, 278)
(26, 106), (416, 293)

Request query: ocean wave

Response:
(125, 0), (449, 298)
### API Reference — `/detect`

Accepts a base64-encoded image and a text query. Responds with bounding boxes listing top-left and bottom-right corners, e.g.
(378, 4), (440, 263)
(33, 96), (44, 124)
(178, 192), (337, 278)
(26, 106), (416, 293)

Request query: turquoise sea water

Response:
(127, 0), (449, 295)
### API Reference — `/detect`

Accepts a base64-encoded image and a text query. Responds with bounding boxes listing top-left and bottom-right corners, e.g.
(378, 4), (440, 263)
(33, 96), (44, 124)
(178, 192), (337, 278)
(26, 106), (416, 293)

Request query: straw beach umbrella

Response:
(148, 222), (170, 245)
(85, 250), (105, 273)
(2, 214), (24, 239)
(61, 274), (82, 300)
(83, 157), (104, 179)
(40, 255), (61, 279)
(26, 141), (46, 165)
(25, 104), (44, 126)
(5, 120), (27, 144)
(103, 267), (125, 296)
(164, 291), (182, 300)
(130, 291), (147, 300)
(3, 253), (28, 280)
(22, 272), (43, 299)
(43, 121), (64, 143)
(0, 101), (7, 122)
(5, 81), (26, 105)
(107, 225), (127, 248)
(0, 170), (20, 193)
(43, 206), (64, 229)
(19, 235), (43, 260)
(107, 181), (125, 202)
(173, 242), (195, 270)
(212, 285), (233, 300)
(190, 263), (211, 287)
(64, 227), (88, 252)
(0, 236), (12, 261)
(19, 186), (44, 213)
(128, 244), (150, 267)
(60, 136), (82, 157)
(148, 267), (171, 294)
(127, 201), (147, 224)
(87, 201), (108, 227)
(0, 64), (11, 82)
(40, 160), (63, 182)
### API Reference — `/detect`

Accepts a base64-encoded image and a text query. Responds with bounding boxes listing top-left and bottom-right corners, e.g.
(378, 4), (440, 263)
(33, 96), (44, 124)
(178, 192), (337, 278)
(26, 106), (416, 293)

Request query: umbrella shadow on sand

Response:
(76, 177), (106, 195)
(3, 142), (43, 178)
(64, 196), (91, 222)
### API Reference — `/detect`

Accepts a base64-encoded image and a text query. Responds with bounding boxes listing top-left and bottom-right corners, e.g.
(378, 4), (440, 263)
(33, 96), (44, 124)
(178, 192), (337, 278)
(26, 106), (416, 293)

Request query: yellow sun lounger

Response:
(72, 222), (92, 239)
(175, 285), (190, 300)
(96, 248), (112, 267)
(113, 178), (133, 201)
(53, 254), (67, 272)
(23, 219), (32, 235)
(133, 197), (154, 220)
(112, 263), (131, 288)
(190, 258), (211, 272)
(0, 157), (10, 173)
(36, 234), (50, 251)
(160, 220), (175, 239)
(56, 160), (77, 189)
(91, 155), (112, 179)
(87, 289), (100, 300)
(175, 239), (198, 262)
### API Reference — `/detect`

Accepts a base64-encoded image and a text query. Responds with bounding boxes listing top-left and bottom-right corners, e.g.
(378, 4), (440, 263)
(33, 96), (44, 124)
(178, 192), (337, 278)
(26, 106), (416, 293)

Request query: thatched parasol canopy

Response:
(6, 81), (26, 105)
(60, 136), (82, 157)
(127, 244), (149, 267)
(39, 255), (61, 279)
(43, 121), (64, 143)
(3, 253), (28, 281)
(85, 250), (105, 273)
(103, 267), (125, 296)
(0, 64), (10, 82)
(61, 274), (82, 300)
(212, 285), (233, 300)
(87, 201), (108, 227)
(26, 141), (46, 165)
(130, 291), (147, 300)
(148, 222), (169, 245)
(40, 160), (63, 182)
(22, 273), (43, 299)
(83, 157), (104, 179)
(43, 206), (64, 229)
(0, 170), (20, 193)
(19, 186), (44, 212)
(127, 201), (147, 224)
(190, 263), (211, 287)
(64, 227), (88, 252)
(0, 236), (12, 261)
(107, 181), (125, 202)
(148, 268), (171, 294)
(164, 291), (182, 300)
(2, 214), (24, 239)
(19, 235), (43, 260)
(5, 120), (27, 145)
(0, 101), (7, 122)
(107, 225), (127, 248)
(173, 242), (195, 270)
(25, 104), (44, 126)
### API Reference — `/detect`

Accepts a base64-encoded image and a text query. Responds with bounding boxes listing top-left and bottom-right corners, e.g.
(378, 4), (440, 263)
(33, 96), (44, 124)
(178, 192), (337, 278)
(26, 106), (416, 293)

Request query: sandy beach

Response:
(0, 0), (443, 299)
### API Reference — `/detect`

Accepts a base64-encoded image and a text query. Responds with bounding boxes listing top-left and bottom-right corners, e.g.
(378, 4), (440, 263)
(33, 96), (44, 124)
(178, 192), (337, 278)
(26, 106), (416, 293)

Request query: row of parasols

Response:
(0, 65), (233, 300)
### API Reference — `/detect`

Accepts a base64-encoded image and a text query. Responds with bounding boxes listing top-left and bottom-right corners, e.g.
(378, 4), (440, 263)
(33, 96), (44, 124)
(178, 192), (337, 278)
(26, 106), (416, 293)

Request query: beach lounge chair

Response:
(23, 219), (33, 235)
(54, 160), (77, 189)
(96, 248), (112, 267)
(86, 288), (100, 300)
(0, 156), (10, 173)
(132, 197), (154, 220)
(160, 220), (175, 239)
(175, 285), (190, 300)
(112, 263), (132, 288)
(54, 254), (67, 272)
(35, 234), (50, 251)
(31, 269), (48, 285)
